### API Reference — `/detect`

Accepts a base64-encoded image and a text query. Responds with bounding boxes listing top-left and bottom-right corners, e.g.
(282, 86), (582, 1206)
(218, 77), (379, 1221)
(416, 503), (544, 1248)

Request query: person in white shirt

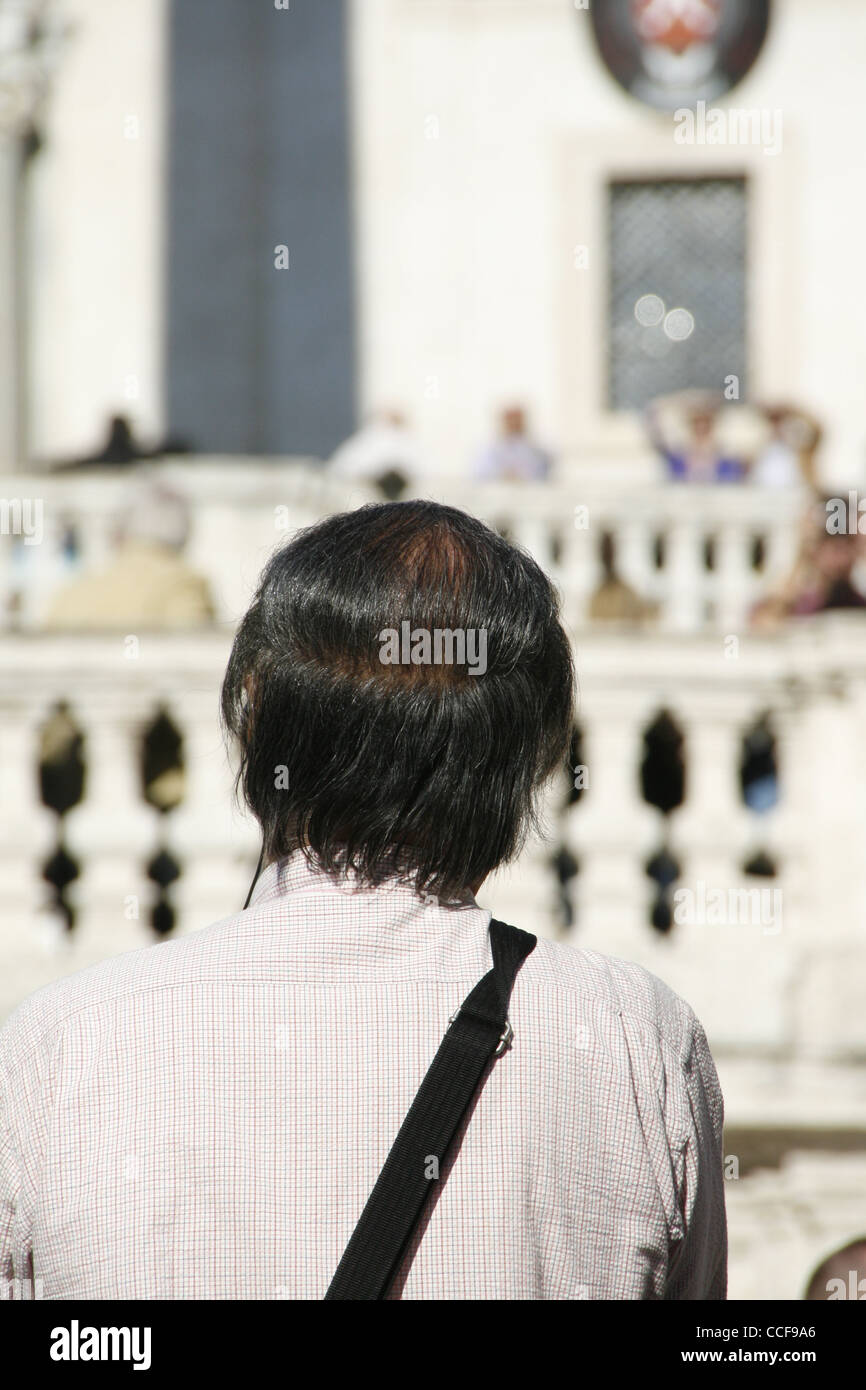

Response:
(471, 405), (552, 482)
(750, 404), (822, 488)
(328, 408), (424, 497)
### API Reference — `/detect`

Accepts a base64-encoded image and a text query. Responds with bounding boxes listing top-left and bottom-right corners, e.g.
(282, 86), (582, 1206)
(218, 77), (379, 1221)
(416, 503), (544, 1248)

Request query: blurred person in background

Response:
(645, 393), (745, 483)
(804, 1238), (866, 1299)
(42, 478), (215, 630)
(588, 530), (658, 624)
(751, 495), (866, 629)
(749, 403), (823, 489)
(328, 407), (423, 499)
(788, 531), (866, 614)
(471, 404), (552, 482)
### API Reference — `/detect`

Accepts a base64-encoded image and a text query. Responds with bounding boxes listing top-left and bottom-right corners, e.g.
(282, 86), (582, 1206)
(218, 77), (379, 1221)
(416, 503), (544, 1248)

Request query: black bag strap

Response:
(324, 918), (537, 1300)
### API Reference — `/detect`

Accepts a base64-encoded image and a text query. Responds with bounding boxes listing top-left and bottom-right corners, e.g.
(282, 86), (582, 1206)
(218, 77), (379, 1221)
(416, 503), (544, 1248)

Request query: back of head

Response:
(804, 1238), (866, 1299)
(222, 500), (574, 899)
(500, 406), (527, 437)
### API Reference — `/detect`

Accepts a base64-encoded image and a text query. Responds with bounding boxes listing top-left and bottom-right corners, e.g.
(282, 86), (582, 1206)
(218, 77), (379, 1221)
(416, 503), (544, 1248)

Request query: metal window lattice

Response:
(608, 178), (747, 410)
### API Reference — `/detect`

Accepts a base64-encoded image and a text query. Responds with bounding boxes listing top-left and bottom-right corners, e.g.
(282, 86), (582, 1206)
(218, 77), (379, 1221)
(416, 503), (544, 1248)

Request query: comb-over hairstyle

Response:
(221, 500), (574, 899)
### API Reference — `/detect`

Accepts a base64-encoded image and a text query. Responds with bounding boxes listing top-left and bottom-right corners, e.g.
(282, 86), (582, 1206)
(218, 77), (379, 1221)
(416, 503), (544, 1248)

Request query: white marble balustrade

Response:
(0, 618), (864, 1088)
(0, 461), (810, 635)
(3, 617), (866, 1304)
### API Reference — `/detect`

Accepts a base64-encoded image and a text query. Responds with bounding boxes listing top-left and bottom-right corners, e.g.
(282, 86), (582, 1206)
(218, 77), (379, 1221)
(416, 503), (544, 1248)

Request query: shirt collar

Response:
(247, 847), (478, 912)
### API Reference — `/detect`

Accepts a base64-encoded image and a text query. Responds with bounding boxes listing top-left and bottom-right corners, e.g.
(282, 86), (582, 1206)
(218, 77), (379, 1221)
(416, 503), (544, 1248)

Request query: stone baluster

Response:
(558, 515), (599, 627)
(0, 532), (18, 630)
(0, 699), (56, 912)
(675, 700), (751, 887)
(665, 697), (793, 1054)
(616, 514), (657, 612)
(663, 517), (704, 631)
(762, 518), (800, 593)
(166, 696), (258, 934)
(777, 683), (864, 947)
(507, 511), (551, 574)
(565, 699), (658, 956)
(715, 521), (752, 633)
(63, 693), (154, 956)
(67, 490), (114, 577)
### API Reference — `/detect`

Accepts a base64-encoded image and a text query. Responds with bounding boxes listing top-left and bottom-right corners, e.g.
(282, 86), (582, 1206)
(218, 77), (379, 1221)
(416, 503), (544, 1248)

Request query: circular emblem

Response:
(590, 0), (772, 112)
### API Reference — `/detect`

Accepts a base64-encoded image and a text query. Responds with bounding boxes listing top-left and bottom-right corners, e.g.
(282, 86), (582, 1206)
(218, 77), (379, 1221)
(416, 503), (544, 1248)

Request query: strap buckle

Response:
(448, 1009), (514, 1057)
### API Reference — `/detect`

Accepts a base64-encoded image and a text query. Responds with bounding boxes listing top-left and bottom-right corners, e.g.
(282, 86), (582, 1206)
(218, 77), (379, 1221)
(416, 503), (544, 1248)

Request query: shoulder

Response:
(513, 936), (724, 1149)
(0, 915), (240, 1076)
(518, 935), (708, 1070)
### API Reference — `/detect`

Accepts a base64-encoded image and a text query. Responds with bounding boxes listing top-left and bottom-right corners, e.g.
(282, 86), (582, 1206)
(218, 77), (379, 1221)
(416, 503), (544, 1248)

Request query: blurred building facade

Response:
(2, 0), (866, 1300)
(1, 0), (863, 483)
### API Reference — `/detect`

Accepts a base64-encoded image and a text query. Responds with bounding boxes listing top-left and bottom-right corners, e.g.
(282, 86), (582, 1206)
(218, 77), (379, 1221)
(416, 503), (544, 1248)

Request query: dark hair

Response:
(804, 1238), (866, 1299)
(221, 500), (574, 899)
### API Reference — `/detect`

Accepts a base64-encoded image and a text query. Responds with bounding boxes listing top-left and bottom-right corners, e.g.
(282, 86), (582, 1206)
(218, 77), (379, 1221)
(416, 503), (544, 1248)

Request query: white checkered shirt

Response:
(0, 851), (726, 1299)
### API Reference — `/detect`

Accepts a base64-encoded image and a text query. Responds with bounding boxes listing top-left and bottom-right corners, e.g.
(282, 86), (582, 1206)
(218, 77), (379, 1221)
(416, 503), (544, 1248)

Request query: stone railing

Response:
(0, 459), (810, 632)
(3, 615), (866, 1300)
(0, 631), (259, 1016)
(431, 475), (808, 633)
(3, 617), (866, 1080)
(0, 458), (371, 628)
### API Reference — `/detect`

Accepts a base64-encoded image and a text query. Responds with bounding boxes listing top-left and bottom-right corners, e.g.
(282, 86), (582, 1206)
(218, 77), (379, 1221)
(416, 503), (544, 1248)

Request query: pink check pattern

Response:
(0, 851), (726, 1299)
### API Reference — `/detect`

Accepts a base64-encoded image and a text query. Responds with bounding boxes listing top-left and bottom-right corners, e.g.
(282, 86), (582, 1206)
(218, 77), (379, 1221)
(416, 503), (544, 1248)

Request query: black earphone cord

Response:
(243, 848), (265, 910)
